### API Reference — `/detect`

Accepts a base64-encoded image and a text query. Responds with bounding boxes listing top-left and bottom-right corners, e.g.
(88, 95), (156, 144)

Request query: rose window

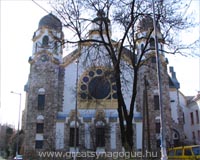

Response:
(80, 68), (117, 100)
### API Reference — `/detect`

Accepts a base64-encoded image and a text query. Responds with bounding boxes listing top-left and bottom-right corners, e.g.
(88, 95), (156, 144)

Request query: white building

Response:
(184, 92), (200, 144)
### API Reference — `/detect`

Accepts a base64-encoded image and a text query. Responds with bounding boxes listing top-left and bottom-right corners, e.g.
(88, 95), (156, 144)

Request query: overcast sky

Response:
(0, 0), (199, 128)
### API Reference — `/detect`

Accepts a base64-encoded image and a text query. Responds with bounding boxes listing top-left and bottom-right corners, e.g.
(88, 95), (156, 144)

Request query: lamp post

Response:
(11, 91), (22, 157)
(74, 58), (79, 160)
(152, 0), (168, 159)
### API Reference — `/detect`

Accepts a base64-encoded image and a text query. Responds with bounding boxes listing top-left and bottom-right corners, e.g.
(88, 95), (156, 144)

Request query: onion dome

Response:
(92, 9), (110, 23)
(137, 15), (160, 32)
(38, 13), (62, 31)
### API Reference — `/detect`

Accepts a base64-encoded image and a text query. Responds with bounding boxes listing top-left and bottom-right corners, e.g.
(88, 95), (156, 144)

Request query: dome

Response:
(38, 13), (62, 31)
(92, 9), (110, 23)
(137, 15), (160, 32)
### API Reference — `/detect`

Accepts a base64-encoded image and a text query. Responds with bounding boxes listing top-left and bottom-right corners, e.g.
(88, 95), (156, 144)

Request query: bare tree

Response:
(49, 0), (198, 150)
(0, 124), (16, 158)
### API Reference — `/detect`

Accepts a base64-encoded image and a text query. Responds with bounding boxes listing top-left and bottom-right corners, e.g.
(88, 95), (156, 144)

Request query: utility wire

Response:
(32, 0), (50, 14)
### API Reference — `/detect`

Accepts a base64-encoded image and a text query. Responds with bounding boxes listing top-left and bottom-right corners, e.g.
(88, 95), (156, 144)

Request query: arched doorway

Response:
(172, 129), (180, 147)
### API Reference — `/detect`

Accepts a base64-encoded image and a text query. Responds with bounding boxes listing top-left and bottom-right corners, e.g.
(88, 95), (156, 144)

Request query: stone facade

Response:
(135, 16), (185, 151)
(136, 53), (173, 151)
(23, 13), (186, 159)
(23, 14), (65, 158)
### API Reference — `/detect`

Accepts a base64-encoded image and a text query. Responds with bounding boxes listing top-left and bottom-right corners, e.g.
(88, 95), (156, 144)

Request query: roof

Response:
(168, 66), (180, 89)
(192, 91), (200, 101)
(92, 9), (110, 23)
(38, 13), (62, 31)
(137, 15), (160, 32)
(169, 76), (180, 89)
(186, 92), (200, 105)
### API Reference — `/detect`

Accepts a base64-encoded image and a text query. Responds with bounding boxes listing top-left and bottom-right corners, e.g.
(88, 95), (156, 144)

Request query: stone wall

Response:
(136, 53), (173, 152)
(24, 55), (64, 158)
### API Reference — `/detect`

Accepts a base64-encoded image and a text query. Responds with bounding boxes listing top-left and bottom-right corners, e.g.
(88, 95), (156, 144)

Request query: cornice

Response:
(28, 50), (61, 65)
(32, 27), (64, 42)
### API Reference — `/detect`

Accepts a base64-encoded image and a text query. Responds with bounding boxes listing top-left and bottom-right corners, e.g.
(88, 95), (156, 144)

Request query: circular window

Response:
(81, 93), (87, 99)
(89, 71), (95, 77)
(40, 55), (49, 62)
(112, 85), (117, 91)
(96, 69), (103, 75)
(88, 76), (111, 99)
(83, 76), (89, 83)
(81, 84), (87, 90)
(112, 93), (118, 99)
(80, 68), (118, 100)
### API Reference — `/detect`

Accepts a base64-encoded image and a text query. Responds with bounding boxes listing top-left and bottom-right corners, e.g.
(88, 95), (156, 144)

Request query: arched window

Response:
(160, 44), (164, 55)
(69, 127), (79, 147)
(154, 95), (159, 110)
(35, 114), (44, 149)
(141, 44), (145, 54)
(42, 36), (49, 46)
(172, 129), (180, 147)
(96, 121), (105, 147)
(36, 123), (44, 133)
(96, 127), (105, 147)
(38, 88), (45, 110)
(35, 43), (38, 53)
(155, 122), (160, 134)
(54, 42), (58, 54)
(35, 140), (43, 149)
(149, 38), (155, 49)
(69, 121), (79, 147)
(37, 115), (44, 122)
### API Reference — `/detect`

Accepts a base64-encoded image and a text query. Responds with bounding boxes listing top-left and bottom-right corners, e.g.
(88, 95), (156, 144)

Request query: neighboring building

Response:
(168, 69), (200, 146)
(168, 67), (185, 146)
(22, 12), (197, 159)
(184, 92), (200, 144)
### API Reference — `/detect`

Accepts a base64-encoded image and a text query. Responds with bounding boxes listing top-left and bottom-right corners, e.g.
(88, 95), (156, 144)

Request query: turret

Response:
(24, 14), (65, 158)
(30, 13), (64, 63)
(135, 15), (173, 151)
(89, 10), (112, 40)
(135, 15), (165, 59)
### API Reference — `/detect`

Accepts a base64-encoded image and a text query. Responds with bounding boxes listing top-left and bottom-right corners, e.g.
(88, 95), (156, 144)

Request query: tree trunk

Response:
(126, 119), (133, 150)
(118, 107), (125, 146)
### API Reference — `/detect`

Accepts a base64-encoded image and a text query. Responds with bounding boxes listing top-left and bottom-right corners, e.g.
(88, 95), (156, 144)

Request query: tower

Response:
(135, 15), (173, 152)
(24, 13), (64, 157)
